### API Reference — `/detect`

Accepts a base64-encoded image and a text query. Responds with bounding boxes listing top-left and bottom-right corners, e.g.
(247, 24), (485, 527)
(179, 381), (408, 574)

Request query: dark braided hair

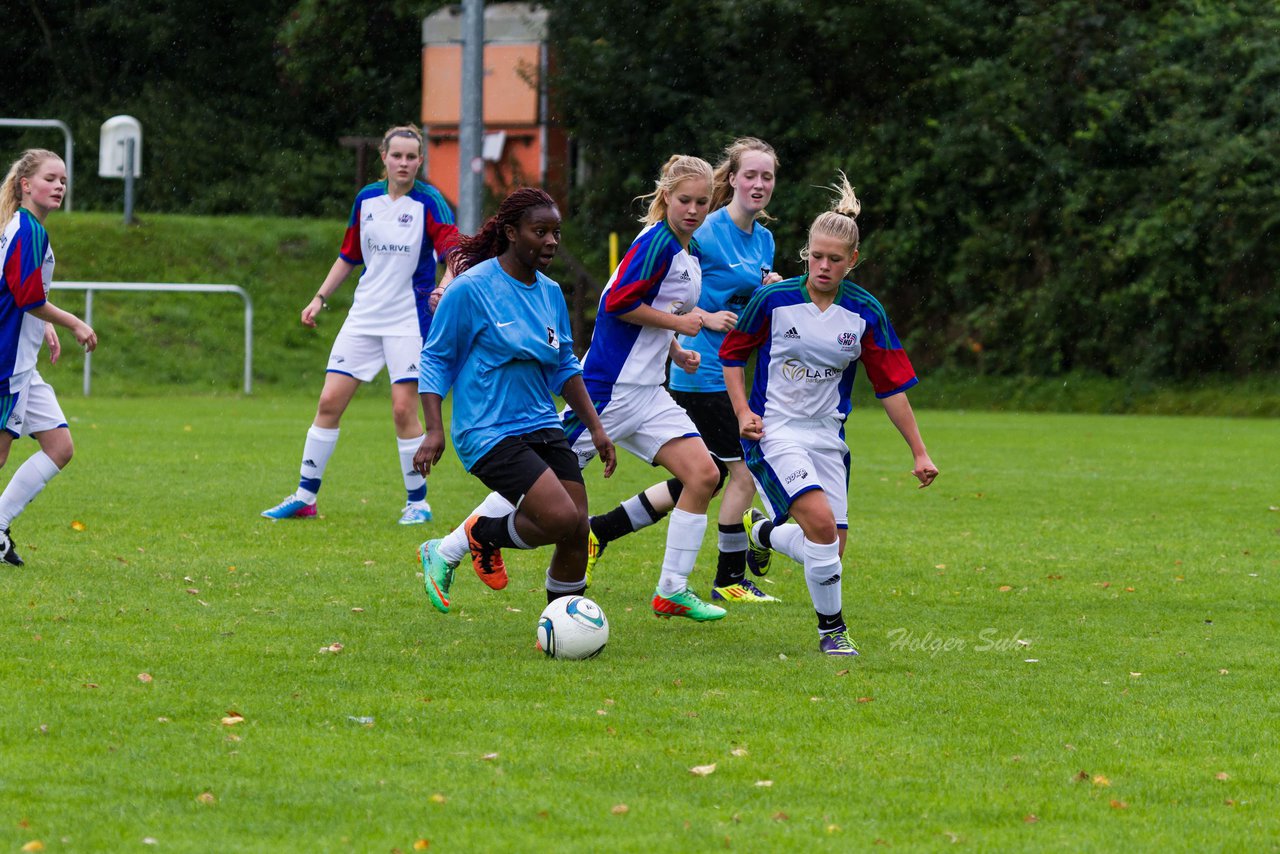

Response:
(449, 188), (558, 275)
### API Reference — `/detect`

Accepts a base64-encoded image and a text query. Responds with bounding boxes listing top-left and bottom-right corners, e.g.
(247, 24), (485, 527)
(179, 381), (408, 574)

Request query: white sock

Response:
(657, 508), (707, 595)
(397, 434), (427, 504)
(297, 425), (339, 502)
(0, 450), (62, 530)
(803, 539), (843, 616)
(769, 522), (807, 564)
(439, 492), (515, 565)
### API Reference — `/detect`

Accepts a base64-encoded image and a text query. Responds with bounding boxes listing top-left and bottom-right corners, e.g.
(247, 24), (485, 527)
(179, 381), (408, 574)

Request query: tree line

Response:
(6, 0), (1277, 380)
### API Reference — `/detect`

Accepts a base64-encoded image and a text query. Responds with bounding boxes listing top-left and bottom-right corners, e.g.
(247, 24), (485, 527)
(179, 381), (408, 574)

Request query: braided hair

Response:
(449, 187), (558, 274)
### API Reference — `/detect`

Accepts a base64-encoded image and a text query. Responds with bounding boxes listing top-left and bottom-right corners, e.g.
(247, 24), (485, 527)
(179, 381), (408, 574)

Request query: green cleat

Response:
(585, 528), (606, 588)
(743, 508), (773, 576)
(819, 629), (861, 656)
(651, 587), (727, 621)
(419, 539), (456, 614)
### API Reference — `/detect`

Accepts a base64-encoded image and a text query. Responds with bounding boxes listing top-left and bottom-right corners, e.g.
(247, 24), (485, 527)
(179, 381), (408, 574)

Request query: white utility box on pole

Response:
(99, 115), (142, 224)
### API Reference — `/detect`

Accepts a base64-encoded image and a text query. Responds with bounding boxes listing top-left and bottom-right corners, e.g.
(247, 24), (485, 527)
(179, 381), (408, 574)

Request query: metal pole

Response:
(83, 289), (94, 396)
(123, 139), (135, 225)
(458, 0), (485, 233)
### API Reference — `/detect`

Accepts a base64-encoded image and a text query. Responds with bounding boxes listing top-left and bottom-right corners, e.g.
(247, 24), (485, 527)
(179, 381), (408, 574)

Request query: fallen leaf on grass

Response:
(998, 585), (1013, 592)
(1109, 800), (1128, 810)
(221, 712), (245, 726)
(70, 520), (86, 532)
(1129, 672), (1141, 678)
(755, 780), (773, 787)
(772, 812), (789, 822)
(413, 840), (430, 850)
(1023, 814), (1039, 824)
(730, 747), (748, 757)
(319, 643), (344, 654)
(21, 841), (44, 852)
(429, 793), (446, 804)
(1219, 669), (1229, 675)
(836, 669), (850, 677)
(137, 673), (153, 683)
(481, 753), (499, 761)
(195, 792), (215, 805)
(82, 683), (99, 689)
(351, 607), (364, 613)
(596, 709), (608, 716)
(611, 804), (629, 815)
(1074, 770), (1090, 782)
(1216, 772), (1230, 781)
(1224, 799), (1236, 806)
(690, 763), (717, 776)
(857, 697), (874, 703)
(1093, 775), (1111, 787)
(504, 606), (522, 613)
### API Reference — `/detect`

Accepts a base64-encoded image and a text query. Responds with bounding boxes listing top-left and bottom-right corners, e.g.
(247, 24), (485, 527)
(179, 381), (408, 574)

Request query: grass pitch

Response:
(1, 392), (1277, 851)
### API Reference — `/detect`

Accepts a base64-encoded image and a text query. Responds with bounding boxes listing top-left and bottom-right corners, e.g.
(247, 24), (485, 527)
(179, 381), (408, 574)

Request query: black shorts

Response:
(470, 427), (584, 506)
(669, 389), (742, 463)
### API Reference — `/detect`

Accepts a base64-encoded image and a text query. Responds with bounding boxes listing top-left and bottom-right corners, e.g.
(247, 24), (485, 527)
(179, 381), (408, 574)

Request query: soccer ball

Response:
(536, 596), (609, 660)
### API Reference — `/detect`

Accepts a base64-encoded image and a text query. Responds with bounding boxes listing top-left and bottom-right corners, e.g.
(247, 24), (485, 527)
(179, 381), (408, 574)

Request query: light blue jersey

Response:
(669, 207), (775, 392)
(419, 257), (581, 470)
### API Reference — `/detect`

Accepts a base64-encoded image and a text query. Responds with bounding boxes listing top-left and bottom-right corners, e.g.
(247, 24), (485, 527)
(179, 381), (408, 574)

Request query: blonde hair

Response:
(637, 155), (714, 226)
(710, 137), (779, 219)
(378, 125), (424, 180)
(1, 149), (61, 225)
(801, 171), (862, 260)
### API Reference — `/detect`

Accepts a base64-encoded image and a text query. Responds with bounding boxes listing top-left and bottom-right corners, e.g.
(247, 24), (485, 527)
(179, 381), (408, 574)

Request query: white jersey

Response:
(580, 221), (702, 399)
(337, 181), (458, 337)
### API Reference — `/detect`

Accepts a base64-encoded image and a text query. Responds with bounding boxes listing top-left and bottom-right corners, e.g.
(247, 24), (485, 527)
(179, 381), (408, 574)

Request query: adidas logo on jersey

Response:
(783, 327), (800, 339)
(302, 458), (318, 468)
(678, 269), (692, 281)
(364, 213), (374, 222)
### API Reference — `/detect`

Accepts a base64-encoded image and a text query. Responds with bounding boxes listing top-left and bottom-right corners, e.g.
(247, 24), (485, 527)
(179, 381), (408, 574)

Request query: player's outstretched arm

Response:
(414, 392), (447, 476)
(31, 303), (96, 352)
(560, 375), (615, 478)
(304, 258), (357, 327)
(880, 392), (938, 488)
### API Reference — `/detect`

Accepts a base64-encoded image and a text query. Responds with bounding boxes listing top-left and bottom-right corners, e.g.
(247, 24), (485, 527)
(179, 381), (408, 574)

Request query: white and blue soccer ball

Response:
(536, 596), (609, 660)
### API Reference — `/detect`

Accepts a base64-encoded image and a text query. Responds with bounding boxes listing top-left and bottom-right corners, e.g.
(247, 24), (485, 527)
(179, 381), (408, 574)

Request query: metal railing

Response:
(51, 282), (254, 395)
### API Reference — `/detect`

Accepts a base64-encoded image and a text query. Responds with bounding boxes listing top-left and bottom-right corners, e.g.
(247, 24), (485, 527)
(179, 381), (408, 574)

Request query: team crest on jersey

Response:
(838, 332), (858, 350)
(546, 326), (558, 348)
(398, 213), (413, 225)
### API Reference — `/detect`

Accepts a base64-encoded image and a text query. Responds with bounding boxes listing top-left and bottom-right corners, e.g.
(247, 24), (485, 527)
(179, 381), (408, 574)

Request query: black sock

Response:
(714, 522), (747, 587)
(590, 489), (670, 545)
(472, 514), (516, 549)
(757, 518), (775, 549)
(817, 610), (845, 634)
(548, 586), (586, 604)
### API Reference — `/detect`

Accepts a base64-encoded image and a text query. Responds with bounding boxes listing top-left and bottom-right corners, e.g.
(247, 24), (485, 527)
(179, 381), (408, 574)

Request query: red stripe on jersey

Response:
(860, 333), (916, 396)
(720, 319), (770, 366)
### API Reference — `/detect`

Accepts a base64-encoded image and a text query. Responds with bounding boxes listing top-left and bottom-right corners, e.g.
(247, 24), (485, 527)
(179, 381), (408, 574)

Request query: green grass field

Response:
(2, 391), (1276, 851)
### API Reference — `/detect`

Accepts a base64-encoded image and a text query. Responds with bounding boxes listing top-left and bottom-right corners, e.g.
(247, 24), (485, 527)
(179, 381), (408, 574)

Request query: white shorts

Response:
(743, 417), (850, 528)
(327, 328), (422, 384)
(2, 370), (67, 438)
(566, 383), (699, 468)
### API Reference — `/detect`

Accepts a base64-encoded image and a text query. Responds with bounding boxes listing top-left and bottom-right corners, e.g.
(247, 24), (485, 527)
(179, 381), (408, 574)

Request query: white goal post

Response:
(51, 282), (254, 395)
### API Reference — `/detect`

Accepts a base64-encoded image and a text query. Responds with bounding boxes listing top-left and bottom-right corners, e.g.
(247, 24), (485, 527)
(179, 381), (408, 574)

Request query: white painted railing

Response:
(51, 282), (253, 395)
